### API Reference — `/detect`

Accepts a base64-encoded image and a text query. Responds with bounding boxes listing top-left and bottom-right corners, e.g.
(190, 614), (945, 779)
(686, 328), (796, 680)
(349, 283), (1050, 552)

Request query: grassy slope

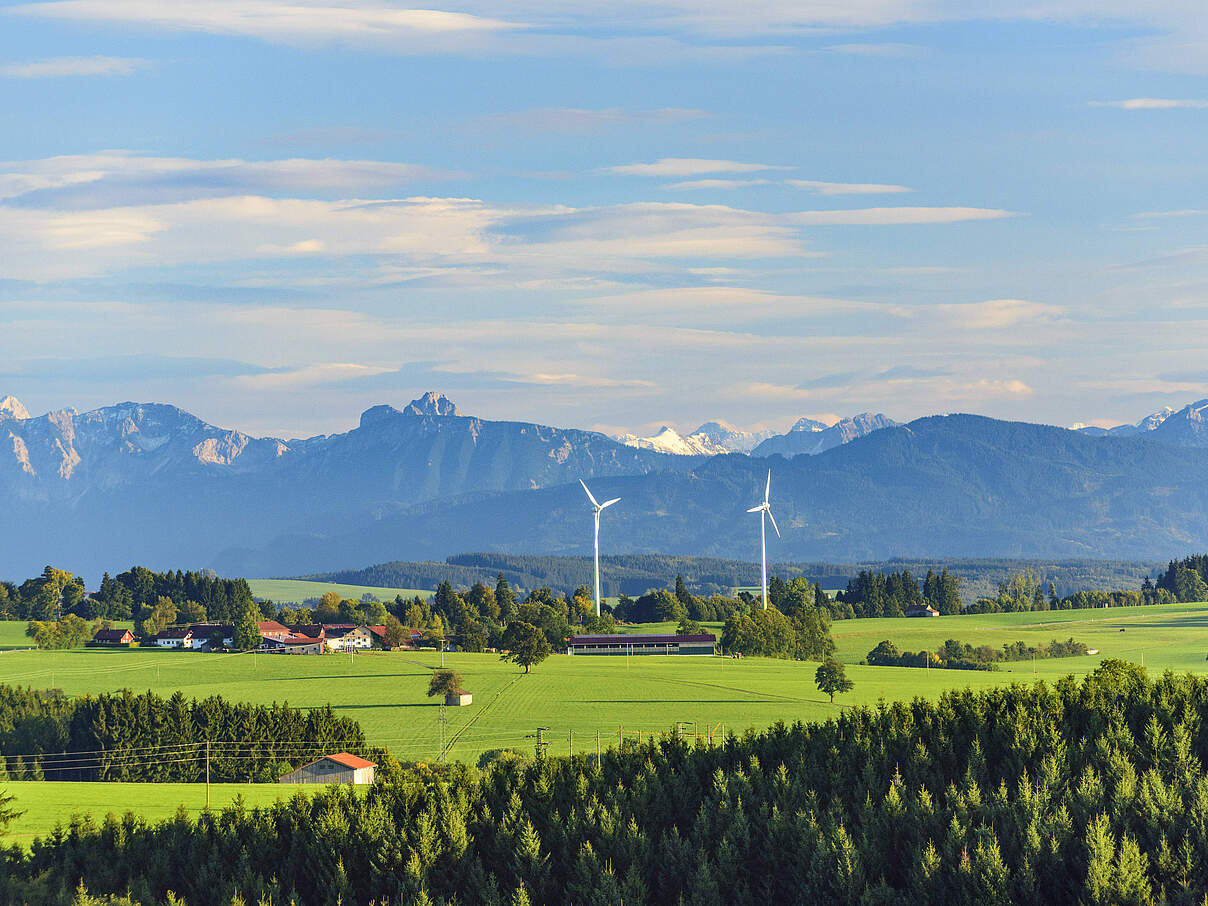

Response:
(0, 602), (1205, 766)
(248, 579), (433, 604)
(0, 781), (317, 849)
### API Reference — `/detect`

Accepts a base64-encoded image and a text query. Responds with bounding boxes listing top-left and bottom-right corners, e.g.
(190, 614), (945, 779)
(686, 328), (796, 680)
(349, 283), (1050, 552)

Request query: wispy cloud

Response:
(0, 152), (460, 207)
(1090, 98), (1208, 109)
(606, 158), (792, 177)
(787, 179), (911, 195)
(788, 207), (1013, 225)
(932, 299), (1064, 329)
(824, 43), (924, 57)
(462, 107), (708, 134)
(1133, 209), (1208, 219)
(0, 55), (146, 78)
(663, 178), (771, 190)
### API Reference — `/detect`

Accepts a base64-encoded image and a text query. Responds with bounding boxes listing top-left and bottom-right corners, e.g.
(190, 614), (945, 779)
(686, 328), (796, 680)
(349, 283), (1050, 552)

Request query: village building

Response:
(279, 752), (376, 784)
(291, 624), (388, 650)
(188, 623), (235, 649)
(256, 620), (292, 640)
(154, 628), (194, 648)
(566, 633), (717, 656)
(91, 628), (136, 646)
(260, 633), (325, 655)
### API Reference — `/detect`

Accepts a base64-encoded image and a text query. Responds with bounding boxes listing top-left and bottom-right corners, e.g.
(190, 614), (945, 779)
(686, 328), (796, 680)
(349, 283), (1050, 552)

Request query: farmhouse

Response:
(154, 628), (194, 648)
(188, 623), (235, 649)
(91, 628), (136, 646)
(905, 604), (940, 618)
(279, 752), (376, 784)
(292, 623), (391, 650)
(567, 633), (717, 656)
(256, 620), (292, 640)
(260, 633), (325, 655)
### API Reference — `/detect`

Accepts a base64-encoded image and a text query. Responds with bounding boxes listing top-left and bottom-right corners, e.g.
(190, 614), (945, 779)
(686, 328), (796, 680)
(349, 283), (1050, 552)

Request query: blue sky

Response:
(1, 1), (1206, 439)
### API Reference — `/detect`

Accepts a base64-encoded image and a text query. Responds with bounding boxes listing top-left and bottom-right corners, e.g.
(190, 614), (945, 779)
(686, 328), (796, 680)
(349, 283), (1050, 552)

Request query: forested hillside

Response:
(3, 662), (1205, 905)
(302, 552), (1161, 603)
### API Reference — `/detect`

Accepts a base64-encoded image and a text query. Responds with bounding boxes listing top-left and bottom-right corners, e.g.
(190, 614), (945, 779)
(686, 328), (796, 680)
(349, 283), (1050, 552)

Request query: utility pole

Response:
(596, 729), (601, 767)
(569, 729), (574, 757)
(438, 703), (447, 761)
(205, 739), (211, 809)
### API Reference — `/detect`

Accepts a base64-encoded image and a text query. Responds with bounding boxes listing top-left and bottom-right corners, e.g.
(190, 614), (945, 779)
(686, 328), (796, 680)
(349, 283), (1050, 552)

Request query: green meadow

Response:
(247, 578), (433, 605)
(1, 781), (317, 849)
(0, 601), (1206, 768)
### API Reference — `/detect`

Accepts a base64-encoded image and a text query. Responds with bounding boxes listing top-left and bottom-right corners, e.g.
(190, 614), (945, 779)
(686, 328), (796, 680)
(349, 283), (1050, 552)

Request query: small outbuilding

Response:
(279, 752), (376, 785)
(446, 692), (473, 706)
(91, 628), (136, 646)
(905, 604), (940, 618)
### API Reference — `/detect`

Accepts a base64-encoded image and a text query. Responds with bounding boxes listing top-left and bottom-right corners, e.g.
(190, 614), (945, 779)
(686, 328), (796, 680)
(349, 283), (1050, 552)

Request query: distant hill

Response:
(302, 552), (1162, 604)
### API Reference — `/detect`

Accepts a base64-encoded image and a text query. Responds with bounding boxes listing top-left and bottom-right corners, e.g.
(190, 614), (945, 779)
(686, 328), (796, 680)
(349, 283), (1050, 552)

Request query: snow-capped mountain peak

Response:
(0, 395), (30, 420)
(614, 425), (727, 456)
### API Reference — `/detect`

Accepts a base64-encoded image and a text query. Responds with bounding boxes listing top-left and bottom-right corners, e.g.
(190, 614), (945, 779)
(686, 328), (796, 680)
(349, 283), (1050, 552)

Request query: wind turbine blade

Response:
(599, 497), (621, 509)
(746, 505), (764, 513)
(765, 469), (771, 504)
(767, 509), (781, 538)
(578, 478), (599, 507)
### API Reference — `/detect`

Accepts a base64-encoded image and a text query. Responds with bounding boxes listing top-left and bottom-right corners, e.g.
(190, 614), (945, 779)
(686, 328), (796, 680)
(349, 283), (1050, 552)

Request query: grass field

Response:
(0, 602), (1206, 768)
(1, 781), (318, 848)
(247, 578), (433, 604)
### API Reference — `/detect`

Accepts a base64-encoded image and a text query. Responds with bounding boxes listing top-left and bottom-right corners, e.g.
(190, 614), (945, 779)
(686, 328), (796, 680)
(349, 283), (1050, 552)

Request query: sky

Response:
(1, 1), (1206, 440)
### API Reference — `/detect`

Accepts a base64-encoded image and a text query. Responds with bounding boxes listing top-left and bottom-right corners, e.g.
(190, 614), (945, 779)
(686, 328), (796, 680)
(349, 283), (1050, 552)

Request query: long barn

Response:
(567, 633), (716, 656)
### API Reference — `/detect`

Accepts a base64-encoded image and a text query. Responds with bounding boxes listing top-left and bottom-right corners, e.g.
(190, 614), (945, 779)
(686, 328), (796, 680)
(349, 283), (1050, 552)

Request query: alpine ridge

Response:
(4, 393), (1208, 581)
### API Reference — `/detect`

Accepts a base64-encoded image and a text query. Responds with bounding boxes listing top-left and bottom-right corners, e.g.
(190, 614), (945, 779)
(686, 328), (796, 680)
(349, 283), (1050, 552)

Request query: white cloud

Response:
(932, 299), (1064, 329)
(606, 158), (791, 177)
(10, 1), (518, 43)
(951, 378), (1033, 397)
(231, 362), (394, 390)
(0, 55), (146, 78)
(787, 179), (912, 195)
(1090, 98), (1208, 109)
(788, 206), (1013, 225)
(663, 178), (771, 190)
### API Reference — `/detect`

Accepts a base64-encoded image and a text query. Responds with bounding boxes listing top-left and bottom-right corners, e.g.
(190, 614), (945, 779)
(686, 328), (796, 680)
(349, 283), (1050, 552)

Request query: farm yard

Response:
(1, 601), (1207, 768)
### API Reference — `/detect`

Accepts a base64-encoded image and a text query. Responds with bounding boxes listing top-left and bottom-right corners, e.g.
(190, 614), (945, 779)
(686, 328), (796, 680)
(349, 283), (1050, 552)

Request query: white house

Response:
(154, 628), (194, 648)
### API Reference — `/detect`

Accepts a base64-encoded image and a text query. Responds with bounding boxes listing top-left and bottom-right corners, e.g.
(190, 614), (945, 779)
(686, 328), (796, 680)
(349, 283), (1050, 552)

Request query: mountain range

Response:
(3, 391), (1208, 581)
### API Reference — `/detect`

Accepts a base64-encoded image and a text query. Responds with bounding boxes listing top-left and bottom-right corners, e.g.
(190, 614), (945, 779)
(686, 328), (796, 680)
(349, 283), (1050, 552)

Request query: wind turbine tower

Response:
(579, 479), (621, 617)
(747, 470), (780, 610)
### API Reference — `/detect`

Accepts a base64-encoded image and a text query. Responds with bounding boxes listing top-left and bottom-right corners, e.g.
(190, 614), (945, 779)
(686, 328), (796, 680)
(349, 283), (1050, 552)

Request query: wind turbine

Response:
(579, 479), (620, 617)
(747, 470), (780, 610)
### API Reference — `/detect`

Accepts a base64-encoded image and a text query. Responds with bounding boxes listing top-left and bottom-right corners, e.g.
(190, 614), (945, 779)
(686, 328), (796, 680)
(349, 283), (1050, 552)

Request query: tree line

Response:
(866, 636), (1089, 670)
(0, 685), (378, 783)
(2, 661), (1205, 904)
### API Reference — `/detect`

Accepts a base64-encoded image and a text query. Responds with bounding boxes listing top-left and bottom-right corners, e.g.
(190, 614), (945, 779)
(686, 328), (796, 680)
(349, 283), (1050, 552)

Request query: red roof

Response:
(324, 752), (376, 769)
(367, 625), (387, 638)
(257, 621), (291, 635)
(280, 633), (323, 645)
